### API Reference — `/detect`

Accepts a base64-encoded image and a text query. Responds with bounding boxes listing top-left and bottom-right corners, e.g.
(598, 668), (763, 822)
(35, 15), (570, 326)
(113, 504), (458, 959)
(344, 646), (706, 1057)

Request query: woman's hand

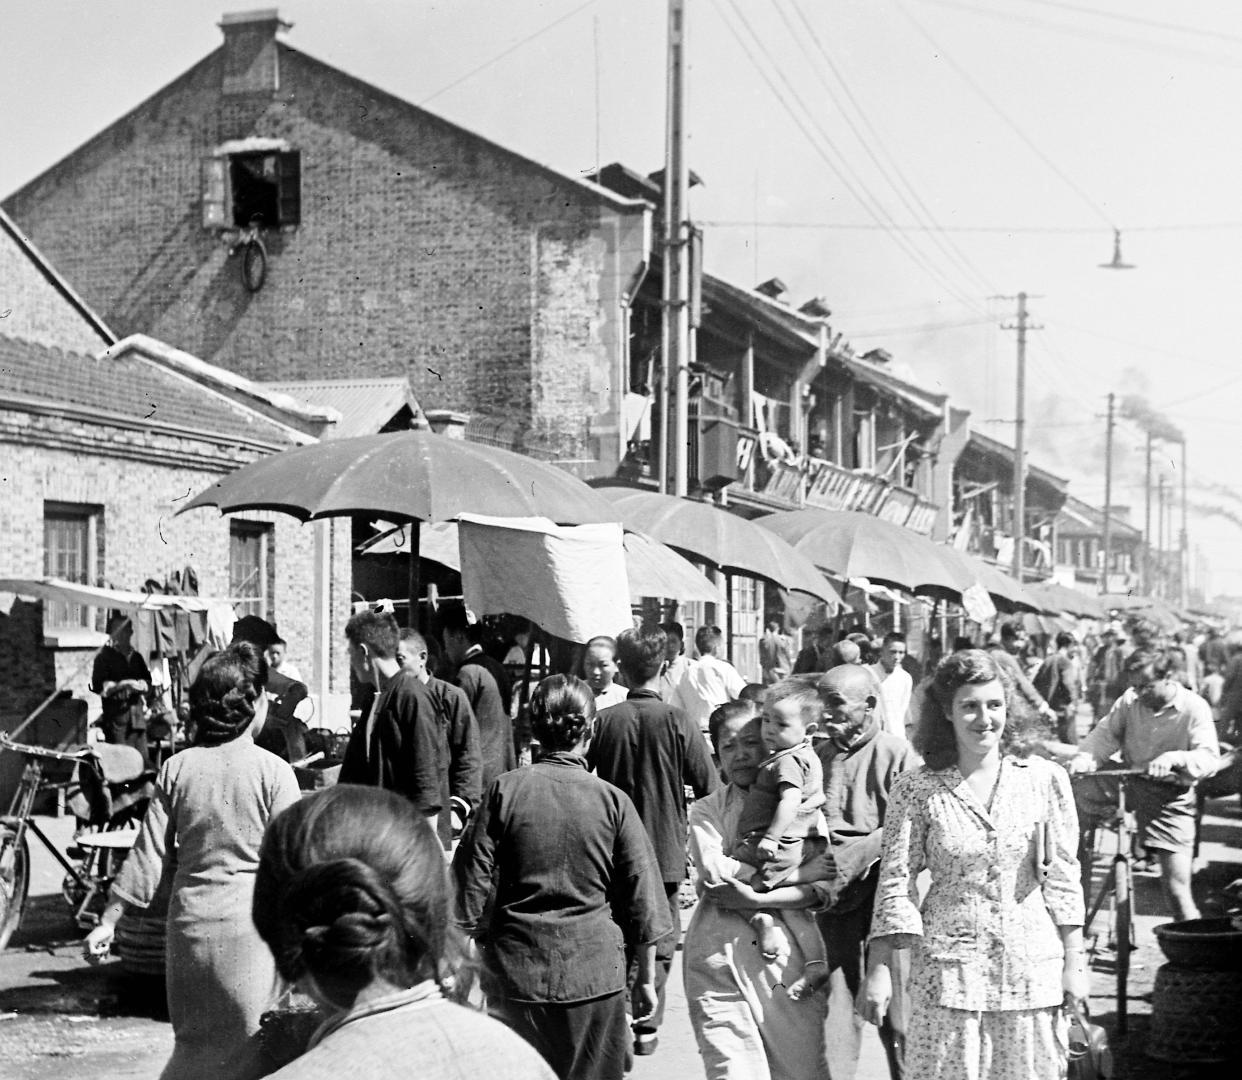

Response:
(702, 875), (765, 910)
(1062, 951), (1089, 1003)
(858, 964), (891, 1026)
(84, 922), (115, 964)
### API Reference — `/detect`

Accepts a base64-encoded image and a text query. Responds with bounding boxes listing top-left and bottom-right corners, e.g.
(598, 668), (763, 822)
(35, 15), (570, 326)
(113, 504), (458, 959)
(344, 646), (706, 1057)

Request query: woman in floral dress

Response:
(861, 649), (1087, 1080)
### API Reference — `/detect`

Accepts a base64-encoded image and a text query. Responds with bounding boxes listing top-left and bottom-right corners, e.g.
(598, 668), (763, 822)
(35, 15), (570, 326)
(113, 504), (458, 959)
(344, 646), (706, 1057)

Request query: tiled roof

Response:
(0, 335), (302, 448)
(966, 429), (1068, 489)
(262, 378), (422, 440)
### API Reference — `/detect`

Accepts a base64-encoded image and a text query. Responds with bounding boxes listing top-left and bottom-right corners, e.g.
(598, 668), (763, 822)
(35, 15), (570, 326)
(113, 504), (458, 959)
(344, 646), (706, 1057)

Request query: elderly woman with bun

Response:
(84, 641), (301, 1079)
(251, 785), (557, 1079)
(452, 674), (671, 1080)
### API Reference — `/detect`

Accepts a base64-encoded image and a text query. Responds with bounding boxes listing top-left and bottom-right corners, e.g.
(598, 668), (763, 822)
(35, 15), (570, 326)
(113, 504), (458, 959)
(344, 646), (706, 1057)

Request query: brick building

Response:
(0, 207), (353, 797)
(2, 10), (651, 473)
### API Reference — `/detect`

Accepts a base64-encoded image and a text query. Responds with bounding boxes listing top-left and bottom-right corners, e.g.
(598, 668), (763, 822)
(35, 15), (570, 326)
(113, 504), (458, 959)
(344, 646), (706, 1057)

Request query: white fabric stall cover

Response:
(457, 515), (633, 644)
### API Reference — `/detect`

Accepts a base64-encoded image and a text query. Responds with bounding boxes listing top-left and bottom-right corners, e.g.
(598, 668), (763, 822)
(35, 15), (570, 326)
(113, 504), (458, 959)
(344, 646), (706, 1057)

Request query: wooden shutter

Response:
(277, 150), (302, 226)
(201, 156), (228, 229)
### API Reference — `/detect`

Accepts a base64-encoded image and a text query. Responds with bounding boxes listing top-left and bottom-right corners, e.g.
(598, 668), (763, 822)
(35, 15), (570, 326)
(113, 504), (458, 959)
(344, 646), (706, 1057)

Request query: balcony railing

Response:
(755, 456), (939, 534)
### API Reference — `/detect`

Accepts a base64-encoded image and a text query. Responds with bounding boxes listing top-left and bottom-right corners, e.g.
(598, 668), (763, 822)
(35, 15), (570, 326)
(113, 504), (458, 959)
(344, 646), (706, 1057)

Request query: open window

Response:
(202, 143), (301, 230)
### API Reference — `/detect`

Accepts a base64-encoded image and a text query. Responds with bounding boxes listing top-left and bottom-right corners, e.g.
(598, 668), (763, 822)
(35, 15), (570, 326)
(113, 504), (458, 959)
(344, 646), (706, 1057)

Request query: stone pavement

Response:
(3, 792), (1238, 1079)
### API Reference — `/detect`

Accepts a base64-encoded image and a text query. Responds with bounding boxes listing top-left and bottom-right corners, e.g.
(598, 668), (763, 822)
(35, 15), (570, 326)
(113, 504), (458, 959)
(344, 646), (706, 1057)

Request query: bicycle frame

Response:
(1075, 767), (1143, 1036)
(1, 742), (94, 893)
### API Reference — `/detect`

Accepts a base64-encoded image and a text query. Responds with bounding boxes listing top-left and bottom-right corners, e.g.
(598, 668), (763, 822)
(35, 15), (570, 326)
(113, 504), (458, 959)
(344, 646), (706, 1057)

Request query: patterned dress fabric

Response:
(870, 755), (1084, 1080)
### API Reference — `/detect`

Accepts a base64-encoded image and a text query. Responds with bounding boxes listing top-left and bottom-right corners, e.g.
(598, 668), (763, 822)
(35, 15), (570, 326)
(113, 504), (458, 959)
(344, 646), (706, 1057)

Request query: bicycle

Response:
(1072, 766), (1146, 1036)
(0, 732), (153, 950)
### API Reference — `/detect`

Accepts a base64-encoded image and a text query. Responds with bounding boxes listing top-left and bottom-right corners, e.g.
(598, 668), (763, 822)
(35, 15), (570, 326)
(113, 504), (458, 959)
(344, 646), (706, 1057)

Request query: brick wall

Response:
(0, 409), (353, 798)
(4, 46), (649, 471)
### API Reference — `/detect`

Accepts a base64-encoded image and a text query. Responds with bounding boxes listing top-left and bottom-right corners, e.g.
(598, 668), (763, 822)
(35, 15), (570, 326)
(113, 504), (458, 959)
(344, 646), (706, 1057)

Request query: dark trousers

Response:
(627, 879), (680, 1036)
(497, 990), (629, 1080)
(817, 877), (908, 1080)
(1055, 706), (1080, 747)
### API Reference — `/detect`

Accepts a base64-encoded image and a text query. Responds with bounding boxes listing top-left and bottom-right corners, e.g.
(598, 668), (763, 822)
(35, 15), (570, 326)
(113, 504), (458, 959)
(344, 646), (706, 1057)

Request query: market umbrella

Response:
(1025, 581), (1108, 620)
(934, 547), (1041, 613)
(756, 509), (963, 596)
(595, 487), (839, 605)
(180, 431), (621, 616)
(359, 520), (723, 605)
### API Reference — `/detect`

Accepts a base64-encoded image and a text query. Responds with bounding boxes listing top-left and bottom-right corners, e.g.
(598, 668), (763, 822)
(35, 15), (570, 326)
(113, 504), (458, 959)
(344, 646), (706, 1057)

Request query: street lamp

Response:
(1099, 228), (1135, 270)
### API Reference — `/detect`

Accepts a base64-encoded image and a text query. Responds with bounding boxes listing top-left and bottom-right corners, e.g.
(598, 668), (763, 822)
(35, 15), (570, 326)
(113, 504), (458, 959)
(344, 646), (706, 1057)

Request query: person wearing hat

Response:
(91, 612), (153, 766)
(231, 616), (311, 763)
(1089, 625), (1130, 719)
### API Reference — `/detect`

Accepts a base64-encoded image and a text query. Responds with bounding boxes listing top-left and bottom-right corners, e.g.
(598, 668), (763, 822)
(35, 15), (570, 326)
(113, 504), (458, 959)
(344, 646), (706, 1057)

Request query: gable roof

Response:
(262, 377), (423, 439)
(965, 429), (1068, 491)
(0, 333), (330, 451)
(0, 205), (114, 349)
(1057, 494), (1142, 540)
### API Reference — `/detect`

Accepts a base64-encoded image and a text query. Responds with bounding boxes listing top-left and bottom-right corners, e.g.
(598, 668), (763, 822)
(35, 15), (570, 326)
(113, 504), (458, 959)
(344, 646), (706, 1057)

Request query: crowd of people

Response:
(78, 603), (1235, 1080)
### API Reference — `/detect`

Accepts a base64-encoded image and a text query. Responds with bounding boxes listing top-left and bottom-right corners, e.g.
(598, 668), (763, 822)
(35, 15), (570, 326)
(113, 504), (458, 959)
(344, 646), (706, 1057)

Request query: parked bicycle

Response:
(0, 732), (153, 950)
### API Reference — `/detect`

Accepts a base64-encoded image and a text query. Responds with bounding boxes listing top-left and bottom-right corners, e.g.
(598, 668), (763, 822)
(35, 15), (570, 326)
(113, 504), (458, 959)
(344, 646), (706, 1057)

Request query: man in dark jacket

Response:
(587, 624), (717, 1060)
(338, 610), (442, 825)
(440, 604), (516, 787)
(398, 628), (483, 847)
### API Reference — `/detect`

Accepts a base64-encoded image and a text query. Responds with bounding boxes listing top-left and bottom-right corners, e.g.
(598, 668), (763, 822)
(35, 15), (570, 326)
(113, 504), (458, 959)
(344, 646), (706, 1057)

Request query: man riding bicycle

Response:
(1069, 647), (1219, 922)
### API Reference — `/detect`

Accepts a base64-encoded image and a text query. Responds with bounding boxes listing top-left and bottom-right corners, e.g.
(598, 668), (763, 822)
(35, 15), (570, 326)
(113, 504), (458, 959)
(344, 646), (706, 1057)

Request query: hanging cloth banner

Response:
(457, 515), (633, 645)
(961, 582), (997, 624)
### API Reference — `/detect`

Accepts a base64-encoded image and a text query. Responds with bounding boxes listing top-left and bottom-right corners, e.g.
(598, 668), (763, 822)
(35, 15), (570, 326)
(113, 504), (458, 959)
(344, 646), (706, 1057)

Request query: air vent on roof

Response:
(755, 278), (788, 301)
(799, 296), (832, 319)
(861, 348), (892, 366)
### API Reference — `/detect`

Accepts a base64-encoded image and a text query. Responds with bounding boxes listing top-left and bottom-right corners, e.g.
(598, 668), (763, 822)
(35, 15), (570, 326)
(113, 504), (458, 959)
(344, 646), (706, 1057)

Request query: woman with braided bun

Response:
(251, 785), (556, 1080)
(84, 641), (301, 1079)
(452, 674), (671, 1080)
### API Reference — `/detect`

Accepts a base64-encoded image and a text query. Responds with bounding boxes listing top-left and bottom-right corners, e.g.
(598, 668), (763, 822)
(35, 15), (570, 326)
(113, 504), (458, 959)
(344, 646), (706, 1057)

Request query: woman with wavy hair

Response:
(85, 641), (301, 1079)
(860, 649), (1086, 1080)
(251, 785), (556, 1079)
(452, 674), (671, 1080)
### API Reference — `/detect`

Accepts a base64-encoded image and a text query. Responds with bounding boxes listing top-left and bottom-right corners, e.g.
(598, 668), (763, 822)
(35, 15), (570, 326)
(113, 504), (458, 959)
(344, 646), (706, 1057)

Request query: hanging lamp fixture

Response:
(1099, 228), (1135, 270)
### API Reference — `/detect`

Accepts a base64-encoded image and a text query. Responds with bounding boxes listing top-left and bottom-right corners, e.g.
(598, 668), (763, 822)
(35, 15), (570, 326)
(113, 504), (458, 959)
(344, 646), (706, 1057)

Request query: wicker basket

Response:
(1148, 963), (1242, 1064)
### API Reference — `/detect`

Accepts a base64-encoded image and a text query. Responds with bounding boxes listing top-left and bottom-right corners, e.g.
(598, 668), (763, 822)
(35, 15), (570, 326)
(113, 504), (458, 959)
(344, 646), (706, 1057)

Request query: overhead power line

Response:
(711, 0), (989, 314)
(699, 219), (1242, 234)
(1018, 0), (1242, 47)
(419, 0), (597, 105)
(914, 0), (1242, 70)
(896, 0), (1119, 229)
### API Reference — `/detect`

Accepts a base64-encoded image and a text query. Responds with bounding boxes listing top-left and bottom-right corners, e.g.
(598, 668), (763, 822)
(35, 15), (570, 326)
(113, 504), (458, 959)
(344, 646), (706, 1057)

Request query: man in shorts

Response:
(1071, 647), (1219, 922)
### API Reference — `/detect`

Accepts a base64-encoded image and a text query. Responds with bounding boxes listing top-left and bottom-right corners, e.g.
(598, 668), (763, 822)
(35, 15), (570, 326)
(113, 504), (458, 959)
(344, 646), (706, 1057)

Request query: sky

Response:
(5, 0), (1242, 600)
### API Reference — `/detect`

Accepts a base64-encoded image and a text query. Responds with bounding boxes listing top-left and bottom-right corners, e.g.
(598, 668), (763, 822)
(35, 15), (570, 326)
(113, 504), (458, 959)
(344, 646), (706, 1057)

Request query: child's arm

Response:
(757, 784), (803, 860)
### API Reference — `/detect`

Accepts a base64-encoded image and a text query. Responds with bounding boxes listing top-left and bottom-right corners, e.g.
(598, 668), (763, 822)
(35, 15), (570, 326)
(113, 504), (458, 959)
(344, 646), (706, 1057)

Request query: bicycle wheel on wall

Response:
(1113, 853), (1133, 1036)
(0, 826), (31, 950)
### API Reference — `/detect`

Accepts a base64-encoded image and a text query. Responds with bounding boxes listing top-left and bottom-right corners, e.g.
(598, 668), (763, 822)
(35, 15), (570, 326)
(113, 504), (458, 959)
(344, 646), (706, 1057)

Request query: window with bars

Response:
(42, 502), (103, 629)
(229, 521), (276, 620)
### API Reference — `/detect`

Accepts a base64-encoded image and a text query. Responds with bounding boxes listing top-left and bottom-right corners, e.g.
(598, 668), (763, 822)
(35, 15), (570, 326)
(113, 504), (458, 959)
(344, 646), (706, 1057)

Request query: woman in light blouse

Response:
(861, 649), (1087, 1080)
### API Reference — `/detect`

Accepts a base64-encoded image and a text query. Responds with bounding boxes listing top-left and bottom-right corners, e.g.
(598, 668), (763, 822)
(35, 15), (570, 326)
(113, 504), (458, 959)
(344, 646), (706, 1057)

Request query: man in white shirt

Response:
(1071, 647), (1219, 921)
(657, 620), (696, 703)
(867, 632), (913, 740)
(672, 625), (745, 733)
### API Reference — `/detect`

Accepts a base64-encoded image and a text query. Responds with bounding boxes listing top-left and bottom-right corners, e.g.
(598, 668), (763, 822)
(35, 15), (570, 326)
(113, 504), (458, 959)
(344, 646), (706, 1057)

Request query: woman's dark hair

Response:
(189, 640), (268, 747)
(528, 674), (596, 752)
(707, 699), (758, 751)
(914, 649), (1037, 769)
(253, 785), (462, 1008)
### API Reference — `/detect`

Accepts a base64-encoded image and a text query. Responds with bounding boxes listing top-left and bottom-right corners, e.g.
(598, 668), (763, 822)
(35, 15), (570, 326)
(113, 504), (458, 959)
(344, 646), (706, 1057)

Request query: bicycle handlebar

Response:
(0, 732), (91, 764)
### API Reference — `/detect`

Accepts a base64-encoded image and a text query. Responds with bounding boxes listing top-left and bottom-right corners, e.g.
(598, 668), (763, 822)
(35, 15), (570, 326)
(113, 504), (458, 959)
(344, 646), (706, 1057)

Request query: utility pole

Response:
(1180, 440), (1189, 608)
(1101, 392), (1115, 595)
(1142, 431), (1153, 595)
(662, 0), (690, 496)
(1001, 293), (1039, 581)
(1156, 473), (1167, 599)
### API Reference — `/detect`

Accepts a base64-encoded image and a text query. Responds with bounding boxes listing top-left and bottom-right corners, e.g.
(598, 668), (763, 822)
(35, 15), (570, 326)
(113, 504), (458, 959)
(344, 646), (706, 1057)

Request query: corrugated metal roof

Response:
(261, 378), (423, 440)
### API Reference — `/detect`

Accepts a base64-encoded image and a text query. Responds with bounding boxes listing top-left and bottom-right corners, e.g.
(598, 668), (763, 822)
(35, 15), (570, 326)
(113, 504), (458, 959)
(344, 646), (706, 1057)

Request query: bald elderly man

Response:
(815, 664), (920, 1080)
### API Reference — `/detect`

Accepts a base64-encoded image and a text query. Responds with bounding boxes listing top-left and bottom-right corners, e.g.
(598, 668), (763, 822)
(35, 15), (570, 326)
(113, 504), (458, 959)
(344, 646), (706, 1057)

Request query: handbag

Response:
(1065, 997), (1112, 1080)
